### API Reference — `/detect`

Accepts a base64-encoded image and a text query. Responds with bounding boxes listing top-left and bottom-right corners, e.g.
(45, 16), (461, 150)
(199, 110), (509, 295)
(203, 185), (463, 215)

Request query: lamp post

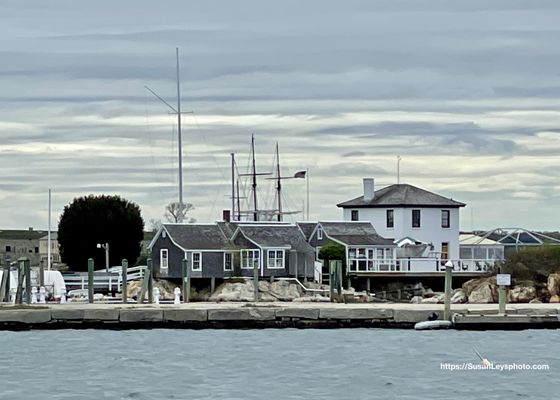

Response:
(97, 243), (109, 273)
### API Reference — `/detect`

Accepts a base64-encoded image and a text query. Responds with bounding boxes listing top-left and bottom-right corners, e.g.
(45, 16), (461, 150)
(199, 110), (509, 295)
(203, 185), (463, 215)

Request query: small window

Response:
(224, 253), (233, 271)
(386, 209), (394, 228)
(192, 252), (202, 271)
(317, 227), (323, 240)
(160, 249), (168, 269)
(441, 210), (450, 228)
(35, 247), (39, 253)
(351, 210), (359, 221)
(5, 246), (11, 252)
(267, 249), (285, 269)
(412, 209), (421, 228)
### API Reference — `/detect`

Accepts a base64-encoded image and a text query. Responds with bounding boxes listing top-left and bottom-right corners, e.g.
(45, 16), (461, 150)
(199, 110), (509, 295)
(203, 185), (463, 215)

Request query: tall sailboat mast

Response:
(145, 47), (189, 222)
(275, 143), (282, 221)
(251, 134), (258, 221)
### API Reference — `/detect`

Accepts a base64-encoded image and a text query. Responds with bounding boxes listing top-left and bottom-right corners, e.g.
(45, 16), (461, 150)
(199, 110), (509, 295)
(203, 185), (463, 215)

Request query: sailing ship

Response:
(230, 134), (308, 222)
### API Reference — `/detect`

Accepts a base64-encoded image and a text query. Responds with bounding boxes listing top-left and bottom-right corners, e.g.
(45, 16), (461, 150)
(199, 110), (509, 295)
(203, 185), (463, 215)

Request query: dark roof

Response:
(39, 232), (58, 240)
(163, 224), (229, 250)
(296, 222), (317, 240)
(236, 224), (314, 253)
(0, 229), (47, 240)
(319, 222), (394, 246)
(337, 184), (465, 208)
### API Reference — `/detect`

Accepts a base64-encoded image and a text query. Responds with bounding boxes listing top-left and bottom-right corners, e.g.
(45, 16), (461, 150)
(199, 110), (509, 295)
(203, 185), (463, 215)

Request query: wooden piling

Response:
(88, 258), (94, 304)
(253, 261), (259, 302)
(0, 265), (9, 302)
(498, 286), (506, 314)
(210, 277), (215, 294)
(443, 265), (452, 321)
(39, 260), (45, 288)
(23, 258), (31, 305)
(121, 259), (128, 304)
(147, 258), (154, 304)
(182, 258), (189, 303)
(15, 259), (25, 304)
(329, 261), (334, 302)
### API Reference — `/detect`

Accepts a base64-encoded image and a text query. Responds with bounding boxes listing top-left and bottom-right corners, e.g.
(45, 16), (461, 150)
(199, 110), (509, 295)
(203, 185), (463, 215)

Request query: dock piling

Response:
(88, 258), (94, 304)
(147, 258), (154, 304)
(253, 261), (259, 302)
(122, 259), (128, 304)
(443, 263), (452, 321)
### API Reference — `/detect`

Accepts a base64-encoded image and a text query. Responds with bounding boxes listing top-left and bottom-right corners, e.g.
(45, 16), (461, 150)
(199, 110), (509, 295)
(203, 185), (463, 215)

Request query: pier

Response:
(0, 303), (558, 330)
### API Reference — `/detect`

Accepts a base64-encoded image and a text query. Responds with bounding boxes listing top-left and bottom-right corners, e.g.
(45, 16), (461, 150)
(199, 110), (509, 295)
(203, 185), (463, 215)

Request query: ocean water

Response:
(0, 329), (557, 399)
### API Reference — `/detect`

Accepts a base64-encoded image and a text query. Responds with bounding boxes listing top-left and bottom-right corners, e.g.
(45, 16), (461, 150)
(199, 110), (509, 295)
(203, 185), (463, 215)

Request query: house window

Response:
(441, 242), (449, 261)
(241, 249), (260, 269)
(160, 249), (168, 270)
(192, 252), (202, 271)
(412, 209), (421, 228)
(386, 209), (394, 228)
(267, 249), (285, 269)
(35, 247), (39, 253)
(317, 227), (323, 240)
(5, 246), (11, 252)
(441, 210), (450, 228)
(351, 210), (359, 221)
(224, 252), (233, 271)
(348, 247), (395, 272)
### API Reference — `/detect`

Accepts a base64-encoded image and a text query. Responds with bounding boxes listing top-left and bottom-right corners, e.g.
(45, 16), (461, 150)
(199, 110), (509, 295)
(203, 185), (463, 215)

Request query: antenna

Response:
(145, 48), (192, 222)
(397, 155), (402, 184)
(275, 142), (282, 221)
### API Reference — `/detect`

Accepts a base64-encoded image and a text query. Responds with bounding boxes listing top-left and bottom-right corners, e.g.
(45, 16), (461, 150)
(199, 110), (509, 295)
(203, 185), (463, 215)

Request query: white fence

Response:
(62, 265), (147, 292)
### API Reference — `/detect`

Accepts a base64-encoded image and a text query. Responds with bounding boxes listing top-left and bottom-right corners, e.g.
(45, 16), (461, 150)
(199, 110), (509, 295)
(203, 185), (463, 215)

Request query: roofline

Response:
(231, 227), (263, 249)
(148, 225), (188, 252)
(337, 203), (465, 208)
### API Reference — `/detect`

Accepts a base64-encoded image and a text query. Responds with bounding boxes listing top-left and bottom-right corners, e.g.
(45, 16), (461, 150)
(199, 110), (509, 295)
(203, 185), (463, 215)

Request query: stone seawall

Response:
(0, 303), (558, 330)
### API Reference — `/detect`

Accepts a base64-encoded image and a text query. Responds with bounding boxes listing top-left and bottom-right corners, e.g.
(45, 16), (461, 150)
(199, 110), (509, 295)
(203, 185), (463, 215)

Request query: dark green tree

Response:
(318, 242), (346, 265)
(58, 195), (144, 271)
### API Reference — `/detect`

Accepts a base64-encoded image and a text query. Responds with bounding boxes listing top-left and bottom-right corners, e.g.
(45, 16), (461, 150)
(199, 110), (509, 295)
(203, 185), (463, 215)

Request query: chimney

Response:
(363, 178), (375, 202)
(222, 209), (231, 222)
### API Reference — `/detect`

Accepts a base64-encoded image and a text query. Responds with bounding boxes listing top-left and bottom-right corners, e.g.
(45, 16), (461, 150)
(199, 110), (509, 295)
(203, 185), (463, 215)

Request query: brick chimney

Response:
(222, 209), (231, 222)
(363, 178), (375, 202)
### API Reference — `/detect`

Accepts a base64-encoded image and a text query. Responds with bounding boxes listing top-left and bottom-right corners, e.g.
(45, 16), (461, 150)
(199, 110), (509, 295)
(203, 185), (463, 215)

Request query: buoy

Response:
(414, 320), (453, 330)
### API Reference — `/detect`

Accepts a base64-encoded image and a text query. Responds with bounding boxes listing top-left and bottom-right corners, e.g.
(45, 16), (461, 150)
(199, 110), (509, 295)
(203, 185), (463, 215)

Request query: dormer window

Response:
(317, 227), (323, 240)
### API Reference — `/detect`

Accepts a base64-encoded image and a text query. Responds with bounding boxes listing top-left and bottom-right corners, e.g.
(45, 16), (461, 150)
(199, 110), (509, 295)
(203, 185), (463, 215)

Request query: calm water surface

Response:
(0, 329), (557, 399)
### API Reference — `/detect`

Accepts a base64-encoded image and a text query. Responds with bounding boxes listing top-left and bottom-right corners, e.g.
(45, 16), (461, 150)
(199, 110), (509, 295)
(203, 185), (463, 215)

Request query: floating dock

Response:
(0, 303), (558, 330)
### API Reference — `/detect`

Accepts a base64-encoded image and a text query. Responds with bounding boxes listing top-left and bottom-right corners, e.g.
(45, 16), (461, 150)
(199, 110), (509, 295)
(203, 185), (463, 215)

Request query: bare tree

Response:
(165, 202), (196, 223)
(148, 218), (162, 233)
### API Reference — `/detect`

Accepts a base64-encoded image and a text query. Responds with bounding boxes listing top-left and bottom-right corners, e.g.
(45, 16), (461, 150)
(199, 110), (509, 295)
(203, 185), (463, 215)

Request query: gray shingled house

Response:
(149, 222), (315, 280)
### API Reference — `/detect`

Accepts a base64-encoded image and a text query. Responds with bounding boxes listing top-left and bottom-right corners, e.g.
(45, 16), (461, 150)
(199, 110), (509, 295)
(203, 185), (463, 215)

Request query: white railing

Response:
(63, 265), (147, 292)
(348, 258), (499, 274)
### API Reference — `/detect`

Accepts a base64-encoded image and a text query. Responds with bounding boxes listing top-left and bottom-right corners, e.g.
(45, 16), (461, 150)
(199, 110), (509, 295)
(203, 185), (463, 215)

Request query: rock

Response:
(547, 273), (560, 297)
(529, 299), (542, 304)
(67, 289), (88, 298)
(468, 283), (495, 303)
(463, 276), (497, 303)
(210, 281), (256, 302)
(508, 282), (536, 303)
(451, 289), (467, 304)
(421, 296), (441, 304)
(550, 295), (560, 303)
(410, 295), (422, 304)
(93, 293), (104, 301)
(422, 288), (435, 298)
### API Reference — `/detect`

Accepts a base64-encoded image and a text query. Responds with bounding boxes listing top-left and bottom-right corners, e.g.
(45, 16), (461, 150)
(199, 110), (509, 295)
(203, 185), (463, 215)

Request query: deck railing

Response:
(348, 258), (499, 274)
(62, 265), (147, 292)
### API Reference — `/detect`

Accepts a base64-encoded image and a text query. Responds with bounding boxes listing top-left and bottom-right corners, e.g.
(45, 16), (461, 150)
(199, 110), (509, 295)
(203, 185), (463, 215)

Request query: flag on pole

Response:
(294, 170), (306, 178)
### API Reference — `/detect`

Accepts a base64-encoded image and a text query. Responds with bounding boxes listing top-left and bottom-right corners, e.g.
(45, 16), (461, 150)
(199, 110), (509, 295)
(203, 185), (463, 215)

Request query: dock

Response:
(0, 303), (558, 330)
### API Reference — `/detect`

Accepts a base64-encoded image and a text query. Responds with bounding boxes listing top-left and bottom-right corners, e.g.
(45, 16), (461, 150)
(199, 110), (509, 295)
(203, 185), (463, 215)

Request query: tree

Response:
(165, 202), (196, 223)
(58, 195), (144, 271)
(318, 242), (346, 265)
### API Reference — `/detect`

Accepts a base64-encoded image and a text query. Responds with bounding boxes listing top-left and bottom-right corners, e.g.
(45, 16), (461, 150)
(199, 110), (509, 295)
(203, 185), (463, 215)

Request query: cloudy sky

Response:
(1, 0), (560, 231)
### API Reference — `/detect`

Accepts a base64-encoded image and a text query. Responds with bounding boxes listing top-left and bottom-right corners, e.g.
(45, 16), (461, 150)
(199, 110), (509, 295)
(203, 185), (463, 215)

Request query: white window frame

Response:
(317, 228), (323, 240)
(223, 252), (233, 271)
(412, 209), (421, 228)
(267, 249), (285, 269)
(241, 249), (260, 269)
(191, 252), (202, 271)
(160, 249), (168, 270)
(348, 246), (396, 272)
(441, 209), (450, 229)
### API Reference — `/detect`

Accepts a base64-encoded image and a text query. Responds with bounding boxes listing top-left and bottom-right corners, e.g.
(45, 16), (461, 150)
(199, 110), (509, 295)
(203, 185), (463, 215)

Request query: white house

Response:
(337, 179), (466, 262)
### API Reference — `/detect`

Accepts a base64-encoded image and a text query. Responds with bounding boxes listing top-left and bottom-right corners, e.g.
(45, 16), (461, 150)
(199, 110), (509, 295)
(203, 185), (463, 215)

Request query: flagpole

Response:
(306, 168), (309, 220)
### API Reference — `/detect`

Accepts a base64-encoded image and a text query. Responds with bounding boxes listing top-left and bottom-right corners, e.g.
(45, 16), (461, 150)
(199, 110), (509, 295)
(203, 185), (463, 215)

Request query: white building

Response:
(337, 179), (465, 262)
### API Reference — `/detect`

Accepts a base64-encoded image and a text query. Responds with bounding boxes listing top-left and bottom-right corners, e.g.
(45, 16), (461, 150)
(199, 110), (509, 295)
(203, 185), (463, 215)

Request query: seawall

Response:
(1, 302), (559, 330)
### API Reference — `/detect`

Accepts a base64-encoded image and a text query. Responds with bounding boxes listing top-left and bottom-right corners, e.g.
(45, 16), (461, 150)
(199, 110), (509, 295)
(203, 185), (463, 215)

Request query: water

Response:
(0, 329), (557, 399)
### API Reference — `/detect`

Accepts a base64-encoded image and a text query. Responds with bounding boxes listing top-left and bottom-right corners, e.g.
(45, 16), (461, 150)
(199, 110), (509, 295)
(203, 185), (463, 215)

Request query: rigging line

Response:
(144, 93), (165, 198)
(190, 112), (228, 182)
